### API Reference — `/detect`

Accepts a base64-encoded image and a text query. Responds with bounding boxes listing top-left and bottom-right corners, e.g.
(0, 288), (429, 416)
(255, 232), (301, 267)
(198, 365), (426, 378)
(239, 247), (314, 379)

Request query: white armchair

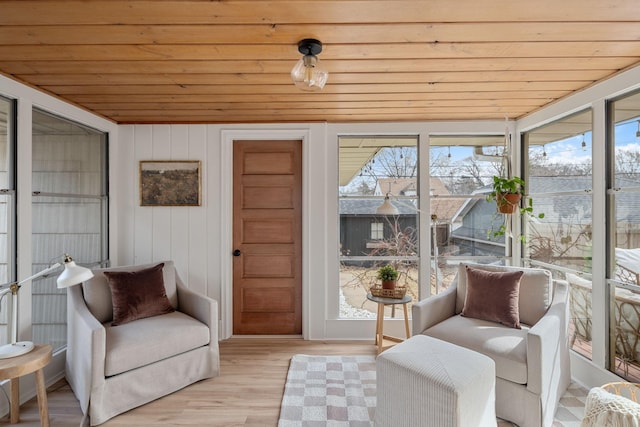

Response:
(65, 261), (220, 426)
(412, 263), (571, 427)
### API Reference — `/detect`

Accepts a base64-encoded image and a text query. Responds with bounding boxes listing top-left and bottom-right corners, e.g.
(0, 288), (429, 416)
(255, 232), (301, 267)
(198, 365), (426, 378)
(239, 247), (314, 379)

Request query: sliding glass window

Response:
(429, 135), (510, 293)
(0, 97), (15, 346)
(609, 92), (640, 382)
(337, 133), (514, 318)
(31, 109), (107, 352)
(523, 109), (594, 361)
(338, 136), (418, 319)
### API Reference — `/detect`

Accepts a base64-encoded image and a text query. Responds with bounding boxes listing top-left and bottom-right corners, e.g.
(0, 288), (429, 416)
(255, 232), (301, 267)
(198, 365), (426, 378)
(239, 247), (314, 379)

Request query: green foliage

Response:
(485, 175), (525, 202)
(377, 265), (399, 281)
(485, 175), (545, 242)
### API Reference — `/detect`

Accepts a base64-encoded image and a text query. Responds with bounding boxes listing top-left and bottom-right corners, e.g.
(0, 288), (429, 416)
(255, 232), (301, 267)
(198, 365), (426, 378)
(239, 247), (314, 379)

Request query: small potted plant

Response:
(377, 265), (399, 290)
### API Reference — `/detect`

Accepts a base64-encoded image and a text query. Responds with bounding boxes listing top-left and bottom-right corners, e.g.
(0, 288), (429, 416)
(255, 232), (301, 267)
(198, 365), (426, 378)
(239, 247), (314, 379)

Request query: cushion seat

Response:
(423, 314), (530, 385)
(66, 260), (220, 425)
(105, 311), (211, 377)
(412, 262), (571, 427)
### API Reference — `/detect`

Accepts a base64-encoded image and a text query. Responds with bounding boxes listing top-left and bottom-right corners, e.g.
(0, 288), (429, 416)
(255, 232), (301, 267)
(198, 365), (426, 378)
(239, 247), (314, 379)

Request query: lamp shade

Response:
(57, 257), (94, 288)
(291, 38), (328, 91)
(376, 194), (399, 215)
(291, 55), (328, 91)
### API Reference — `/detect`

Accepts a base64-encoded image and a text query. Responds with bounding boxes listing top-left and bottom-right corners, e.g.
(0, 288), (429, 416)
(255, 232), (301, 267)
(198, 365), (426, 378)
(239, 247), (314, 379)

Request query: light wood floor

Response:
(2, 338), (378, 427)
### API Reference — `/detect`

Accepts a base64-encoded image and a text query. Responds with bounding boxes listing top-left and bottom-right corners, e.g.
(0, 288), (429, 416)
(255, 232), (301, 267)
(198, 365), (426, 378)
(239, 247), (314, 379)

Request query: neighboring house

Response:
(339, 198), (416, 263)
(448, 193), (504, 257)
(340, 178), (466, 261)
(451, 176), (595, 258)
(374, 178), (417, 197)
(451, 175), (640, 264)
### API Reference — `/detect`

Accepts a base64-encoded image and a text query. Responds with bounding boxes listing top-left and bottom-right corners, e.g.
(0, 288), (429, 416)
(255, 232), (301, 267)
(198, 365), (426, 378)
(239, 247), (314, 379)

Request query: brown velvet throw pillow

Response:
(461, 265), (524, 329)
(105, 263), (174, 326)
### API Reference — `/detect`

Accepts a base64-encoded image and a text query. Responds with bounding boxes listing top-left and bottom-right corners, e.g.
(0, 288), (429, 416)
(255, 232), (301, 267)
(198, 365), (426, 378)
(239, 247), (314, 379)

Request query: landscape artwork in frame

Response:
(140, 160), (201, 206)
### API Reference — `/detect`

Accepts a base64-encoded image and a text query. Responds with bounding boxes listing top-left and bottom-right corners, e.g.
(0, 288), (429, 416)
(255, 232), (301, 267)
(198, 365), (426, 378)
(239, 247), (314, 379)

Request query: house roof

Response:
(340, 177), (464, 220)
(451, 175), (640, 239)
(375, 178), (417, 196)
(1, 1), (640, 124)
(339, 198), (417, 216)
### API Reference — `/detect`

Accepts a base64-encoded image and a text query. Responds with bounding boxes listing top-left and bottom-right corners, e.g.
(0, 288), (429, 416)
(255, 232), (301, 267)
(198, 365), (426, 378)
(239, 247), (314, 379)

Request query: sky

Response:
(341, 117), (640, 193)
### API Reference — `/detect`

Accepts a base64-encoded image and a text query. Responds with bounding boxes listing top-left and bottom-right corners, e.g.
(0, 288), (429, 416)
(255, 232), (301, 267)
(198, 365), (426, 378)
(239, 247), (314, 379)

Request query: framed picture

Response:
(139, 160), (201, 206)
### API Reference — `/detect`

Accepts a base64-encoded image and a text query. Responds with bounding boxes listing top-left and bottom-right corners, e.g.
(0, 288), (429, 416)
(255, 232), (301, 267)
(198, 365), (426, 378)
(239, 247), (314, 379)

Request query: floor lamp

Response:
(0, 254), (94, 359)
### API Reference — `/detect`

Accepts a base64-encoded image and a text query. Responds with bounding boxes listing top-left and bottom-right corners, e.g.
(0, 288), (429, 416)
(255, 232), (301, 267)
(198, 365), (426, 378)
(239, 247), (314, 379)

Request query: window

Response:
(429, 135), (510, 293)
(523, 110), (594, 363)
(31, 109), (108, 352)
(370, 222), (383, 240)
(338, 136), (419, 319)
(0, 96), (15, 345)
(609, 91), (640, 381)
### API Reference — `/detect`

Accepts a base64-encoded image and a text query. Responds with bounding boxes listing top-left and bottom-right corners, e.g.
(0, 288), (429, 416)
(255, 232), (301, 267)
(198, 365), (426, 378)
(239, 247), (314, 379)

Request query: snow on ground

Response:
(339, 288), (376, 318)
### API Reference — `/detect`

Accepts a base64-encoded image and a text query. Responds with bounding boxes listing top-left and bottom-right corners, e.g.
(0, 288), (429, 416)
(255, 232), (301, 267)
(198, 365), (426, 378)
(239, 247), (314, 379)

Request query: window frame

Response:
(30, 108), (109, 351)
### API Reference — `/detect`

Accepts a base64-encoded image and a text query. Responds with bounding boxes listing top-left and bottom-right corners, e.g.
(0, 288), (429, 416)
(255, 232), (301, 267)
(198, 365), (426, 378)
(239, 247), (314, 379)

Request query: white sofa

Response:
(412, 263), (571, 427)
(65, 261), (220, 426)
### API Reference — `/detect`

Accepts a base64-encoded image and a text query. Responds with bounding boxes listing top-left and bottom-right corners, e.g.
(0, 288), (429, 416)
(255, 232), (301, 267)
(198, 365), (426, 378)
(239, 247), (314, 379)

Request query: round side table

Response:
(366, 293), (412, 354)
(0, 344), (52, 426)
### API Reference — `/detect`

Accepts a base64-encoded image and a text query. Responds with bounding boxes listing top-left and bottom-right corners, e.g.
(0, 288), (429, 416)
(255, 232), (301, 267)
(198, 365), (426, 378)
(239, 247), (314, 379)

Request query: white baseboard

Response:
(570, 351), (625, 390)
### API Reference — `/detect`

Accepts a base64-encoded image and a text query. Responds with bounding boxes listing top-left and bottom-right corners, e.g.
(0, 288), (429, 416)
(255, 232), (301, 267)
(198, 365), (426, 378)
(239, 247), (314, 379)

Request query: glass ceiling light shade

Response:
(0, 254), (93, 359)
(291, 38), (328, 91)
(376, 193), (400, 215)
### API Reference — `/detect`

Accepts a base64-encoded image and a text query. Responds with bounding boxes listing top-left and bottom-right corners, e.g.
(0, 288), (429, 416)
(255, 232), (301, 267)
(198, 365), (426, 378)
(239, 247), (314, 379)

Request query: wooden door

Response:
(233, 140), (302, 335)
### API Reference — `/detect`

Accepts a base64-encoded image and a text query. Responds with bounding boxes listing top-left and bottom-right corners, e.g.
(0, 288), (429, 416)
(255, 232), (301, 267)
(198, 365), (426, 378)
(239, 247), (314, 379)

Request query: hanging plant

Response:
(486, 175), (525, 213)
(486, 175), (544, 242)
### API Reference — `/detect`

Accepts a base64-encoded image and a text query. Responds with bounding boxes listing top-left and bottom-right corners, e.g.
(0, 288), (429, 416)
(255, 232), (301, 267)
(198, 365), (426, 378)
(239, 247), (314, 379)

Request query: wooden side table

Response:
(366, 293), (411, 353)
(0, 344), (52, 426)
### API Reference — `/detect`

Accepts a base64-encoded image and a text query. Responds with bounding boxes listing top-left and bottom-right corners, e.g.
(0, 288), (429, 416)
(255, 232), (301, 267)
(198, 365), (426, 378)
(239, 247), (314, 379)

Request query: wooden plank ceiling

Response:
(1, 0), (640, 124)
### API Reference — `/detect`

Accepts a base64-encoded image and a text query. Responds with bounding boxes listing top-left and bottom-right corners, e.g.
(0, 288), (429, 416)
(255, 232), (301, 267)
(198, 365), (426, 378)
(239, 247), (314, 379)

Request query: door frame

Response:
(220, 128), (311, 339)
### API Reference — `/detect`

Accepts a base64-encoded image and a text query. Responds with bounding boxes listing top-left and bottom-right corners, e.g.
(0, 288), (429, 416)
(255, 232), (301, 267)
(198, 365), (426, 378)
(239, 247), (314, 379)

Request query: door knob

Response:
(233, 249), (241, 257)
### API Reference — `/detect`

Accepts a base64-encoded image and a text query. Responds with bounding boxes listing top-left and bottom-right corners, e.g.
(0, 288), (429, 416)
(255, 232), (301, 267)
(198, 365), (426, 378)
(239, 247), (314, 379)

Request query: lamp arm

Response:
(16, 262), (62, 286)
(0, 262), (63, 290)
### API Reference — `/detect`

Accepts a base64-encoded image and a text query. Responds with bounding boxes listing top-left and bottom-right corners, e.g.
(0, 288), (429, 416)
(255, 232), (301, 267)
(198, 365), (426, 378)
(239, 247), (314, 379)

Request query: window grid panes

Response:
(0, 97), (15, 347)
(370, 222), (383, 240)
(32, 109), (107, 352)
(429, 135), (511, 294)
(524, 109), (594, 366)
(338, 136), (418, 319)
(609, 92), (640, 382)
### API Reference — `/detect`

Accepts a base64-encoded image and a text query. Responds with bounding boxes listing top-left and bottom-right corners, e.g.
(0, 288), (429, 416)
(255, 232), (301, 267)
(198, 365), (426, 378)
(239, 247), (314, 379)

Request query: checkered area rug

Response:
(278, 354), (590, 426)
(278, 355), (377, 426)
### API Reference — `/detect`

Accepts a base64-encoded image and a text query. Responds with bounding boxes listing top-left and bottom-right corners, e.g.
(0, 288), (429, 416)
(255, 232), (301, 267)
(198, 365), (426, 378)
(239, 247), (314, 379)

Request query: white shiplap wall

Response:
(117, 124), (333, 340)
(116, 122), (518, 341)
(117, 125), (214, 298)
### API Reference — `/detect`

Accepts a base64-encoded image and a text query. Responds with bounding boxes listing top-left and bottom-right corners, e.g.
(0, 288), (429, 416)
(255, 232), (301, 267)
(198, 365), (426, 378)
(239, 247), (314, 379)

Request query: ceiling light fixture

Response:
(291, 38), (328, 91)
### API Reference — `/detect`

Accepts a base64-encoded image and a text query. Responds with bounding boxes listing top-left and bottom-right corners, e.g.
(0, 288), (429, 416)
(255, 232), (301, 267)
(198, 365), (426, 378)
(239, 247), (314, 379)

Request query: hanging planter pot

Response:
(496, 192), (521, 214)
